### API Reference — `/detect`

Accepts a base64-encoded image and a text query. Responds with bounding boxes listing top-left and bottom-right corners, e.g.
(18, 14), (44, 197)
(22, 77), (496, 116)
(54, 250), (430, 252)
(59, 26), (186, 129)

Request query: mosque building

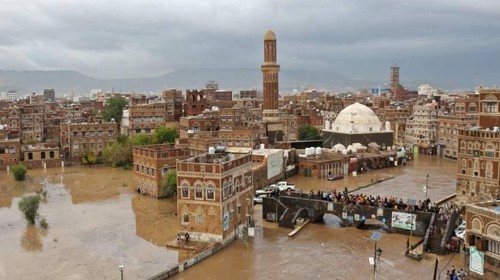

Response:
(322, 102), (394, 148)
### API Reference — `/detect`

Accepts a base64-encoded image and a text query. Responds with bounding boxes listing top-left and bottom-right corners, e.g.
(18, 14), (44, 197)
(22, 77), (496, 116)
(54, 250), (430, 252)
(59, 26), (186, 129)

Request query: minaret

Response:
(261, 30), (280, 113)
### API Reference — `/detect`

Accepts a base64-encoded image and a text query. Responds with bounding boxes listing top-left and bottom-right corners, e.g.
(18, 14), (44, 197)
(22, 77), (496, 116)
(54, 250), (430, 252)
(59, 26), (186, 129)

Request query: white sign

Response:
(423, 185), (427, 193)
(469, 246), (484, 275)
(267, 150), (284, 179)
(391, 212), (416, 230)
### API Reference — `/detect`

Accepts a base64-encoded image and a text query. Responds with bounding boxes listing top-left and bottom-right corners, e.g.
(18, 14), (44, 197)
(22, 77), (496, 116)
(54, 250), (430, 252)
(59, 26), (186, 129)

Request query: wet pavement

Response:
(0, 155), (467, 279)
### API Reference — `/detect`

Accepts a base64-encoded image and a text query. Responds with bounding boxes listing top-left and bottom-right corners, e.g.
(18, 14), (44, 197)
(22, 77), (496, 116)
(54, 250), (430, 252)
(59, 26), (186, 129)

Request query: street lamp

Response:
(118, 265), (124, 280)
(425, 174), (429, 200)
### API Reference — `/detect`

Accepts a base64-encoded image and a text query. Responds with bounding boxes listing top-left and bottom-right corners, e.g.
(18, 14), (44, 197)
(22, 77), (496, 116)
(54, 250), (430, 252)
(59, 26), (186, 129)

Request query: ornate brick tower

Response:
(261, 30), (280, 114)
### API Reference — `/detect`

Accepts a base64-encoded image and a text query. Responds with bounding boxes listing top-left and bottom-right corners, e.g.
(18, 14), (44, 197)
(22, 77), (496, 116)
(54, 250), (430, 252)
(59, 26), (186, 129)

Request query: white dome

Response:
(329, 102), (383, 133)
(334, 102), (380, 125)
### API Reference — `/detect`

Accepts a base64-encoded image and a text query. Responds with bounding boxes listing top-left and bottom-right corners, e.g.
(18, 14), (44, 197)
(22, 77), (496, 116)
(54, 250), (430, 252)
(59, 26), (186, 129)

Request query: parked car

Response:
(253, 194), (268, 204)
(255, 186), (279, 196)
(273, 181), (295, 191)
(326, 174), (344, 181)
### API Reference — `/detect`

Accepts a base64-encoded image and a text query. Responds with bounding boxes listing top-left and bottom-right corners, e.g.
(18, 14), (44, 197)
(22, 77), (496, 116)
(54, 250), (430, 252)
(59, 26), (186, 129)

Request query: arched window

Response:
(28, 152), (33, 160)
(41, 152), (46, 159)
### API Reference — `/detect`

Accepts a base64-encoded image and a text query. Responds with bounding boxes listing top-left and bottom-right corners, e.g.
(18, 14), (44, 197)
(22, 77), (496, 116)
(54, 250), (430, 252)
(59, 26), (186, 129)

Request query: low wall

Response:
(147, 236), (235, 280)
(265, 196), (434, 236)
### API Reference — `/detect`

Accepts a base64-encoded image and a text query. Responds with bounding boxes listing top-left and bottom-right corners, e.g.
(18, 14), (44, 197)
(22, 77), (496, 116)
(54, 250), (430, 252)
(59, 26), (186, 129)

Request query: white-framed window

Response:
(195, 188), (203, 200)
(181, 182), (189, 199)
(182, 213), (189, 225)
(196, 215), (203, 224)
(206, 185), (215, 200)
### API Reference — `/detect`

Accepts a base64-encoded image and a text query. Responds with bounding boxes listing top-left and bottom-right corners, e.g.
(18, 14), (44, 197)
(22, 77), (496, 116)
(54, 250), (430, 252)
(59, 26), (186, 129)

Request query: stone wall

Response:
(265, 196), (434, 236)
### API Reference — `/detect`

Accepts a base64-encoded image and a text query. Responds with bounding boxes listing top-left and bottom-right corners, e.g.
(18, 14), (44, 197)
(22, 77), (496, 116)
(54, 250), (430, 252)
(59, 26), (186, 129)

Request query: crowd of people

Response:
(298, 187), (436, 212)
(446, 266), (467, 279)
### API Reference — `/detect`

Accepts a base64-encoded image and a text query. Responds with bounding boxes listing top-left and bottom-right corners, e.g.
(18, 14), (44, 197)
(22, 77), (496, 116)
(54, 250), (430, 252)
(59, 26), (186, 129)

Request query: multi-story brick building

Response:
(456, 89), (500, 206)
(185, 90), (207, 116)
(405, 103), (443, 154)
(176, 152), (253, 244)
(20, 104), (45, 143)
(239, 89), (257, 100)
(463, 201), (500, 279)
(60, 122), (119, 161)
(436, 94), (479, 159)
(121, 102), (169, 135)
(0, 139), (21, 171)
(162, 89), (183, 122)
(372, 96), (412, 146)
(132, 144), (191, 197)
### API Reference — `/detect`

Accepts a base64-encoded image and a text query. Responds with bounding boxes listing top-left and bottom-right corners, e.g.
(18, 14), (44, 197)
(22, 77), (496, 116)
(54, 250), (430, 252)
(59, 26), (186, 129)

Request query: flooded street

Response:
(288, 154), (458, 202)
(173, 154), (466, 280)
(0, 155), (466, 279)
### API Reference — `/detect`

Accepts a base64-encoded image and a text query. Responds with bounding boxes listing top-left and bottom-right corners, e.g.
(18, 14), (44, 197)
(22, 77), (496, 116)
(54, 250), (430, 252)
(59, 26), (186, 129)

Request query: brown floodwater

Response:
(0, 155), (466, 280)
(172, 155), (468, 280)
(0, 166), (180, 280)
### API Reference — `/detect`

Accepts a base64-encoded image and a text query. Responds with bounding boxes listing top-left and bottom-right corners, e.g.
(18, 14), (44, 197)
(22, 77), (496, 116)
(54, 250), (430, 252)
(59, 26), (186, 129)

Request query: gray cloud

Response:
(0, 0), (499, 88)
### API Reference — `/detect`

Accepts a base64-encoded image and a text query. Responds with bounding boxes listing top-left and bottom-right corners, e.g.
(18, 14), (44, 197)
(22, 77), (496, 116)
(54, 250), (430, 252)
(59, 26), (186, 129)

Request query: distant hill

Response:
(0, 69), (379, 95)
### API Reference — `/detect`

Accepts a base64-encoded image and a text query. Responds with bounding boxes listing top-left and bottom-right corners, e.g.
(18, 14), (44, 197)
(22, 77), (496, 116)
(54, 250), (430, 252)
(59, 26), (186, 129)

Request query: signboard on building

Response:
(469, 246), (484, 275)
(267, 150), (284, 179)
(391, 212), (416, 230)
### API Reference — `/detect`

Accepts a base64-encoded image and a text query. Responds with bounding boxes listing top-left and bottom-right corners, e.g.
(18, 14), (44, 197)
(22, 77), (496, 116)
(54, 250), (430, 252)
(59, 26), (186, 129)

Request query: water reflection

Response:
(20, 225), (46, 252)
(132, 194), (178, 245)
(60, 167), (132, 204)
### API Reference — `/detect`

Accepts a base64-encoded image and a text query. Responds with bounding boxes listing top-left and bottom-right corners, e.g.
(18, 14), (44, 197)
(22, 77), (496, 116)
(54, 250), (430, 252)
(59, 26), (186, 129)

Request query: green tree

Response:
(103, 142), (131, 168)
(298, 124), (321, 140)
(152, 127), (179, 144)
(103, 134), (151, 169)
(18, 195), (41, 225)
(162, 170), (177, 198)
(102, 96), (128, 123)
(81, 152), (97, 166)
(11, 164), (28, 181)
(130, 134), (151, 146)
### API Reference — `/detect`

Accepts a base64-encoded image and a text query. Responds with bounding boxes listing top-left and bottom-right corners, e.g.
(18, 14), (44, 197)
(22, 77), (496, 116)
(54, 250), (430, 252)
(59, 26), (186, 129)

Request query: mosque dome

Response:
(334, 102), (380, 125)
(264, 30), (276, 40)
(330, 102), (384, 134)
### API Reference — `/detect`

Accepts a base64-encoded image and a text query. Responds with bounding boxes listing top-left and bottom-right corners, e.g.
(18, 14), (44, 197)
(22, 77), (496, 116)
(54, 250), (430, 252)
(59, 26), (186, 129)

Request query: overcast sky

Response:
(1, 0), (499, 88)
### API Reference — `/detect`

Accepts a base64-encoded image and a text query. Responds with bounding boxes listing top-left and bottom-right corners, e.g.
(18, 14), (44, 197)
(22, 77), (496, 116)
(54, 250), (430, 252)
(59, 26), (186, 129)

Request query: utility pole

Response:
(425, 174), (430, 200)
(432, 258), (438, 280)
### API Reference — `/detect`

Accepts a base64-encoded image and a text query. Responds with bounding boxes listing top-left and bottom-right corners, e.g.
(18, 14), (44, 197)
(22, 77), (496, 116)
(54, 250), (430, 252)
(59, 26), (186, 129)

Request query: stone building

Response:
(436, 115), (477, 159)
(162, 89), (183, 122)
(0, 139), (20, 171)
(176, 152), (253, 244)
(120, 102), (170, 135)
(322, 102), (393, 148)
(185, 90), (207, 116)
(251, 148), (285, 190)
(436, 94), (479, 159)
(463, 200), (500, 279)
(239, 89), (257, 100)
(405, 103), (443, 154)
(132, 144), (190, 198)
(60, 121), (119, 162)
(18, 104), (46, 143)
(372, 97), (411, 146)
(456, 89), (500, 206)
(20, 145), (61, 169)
